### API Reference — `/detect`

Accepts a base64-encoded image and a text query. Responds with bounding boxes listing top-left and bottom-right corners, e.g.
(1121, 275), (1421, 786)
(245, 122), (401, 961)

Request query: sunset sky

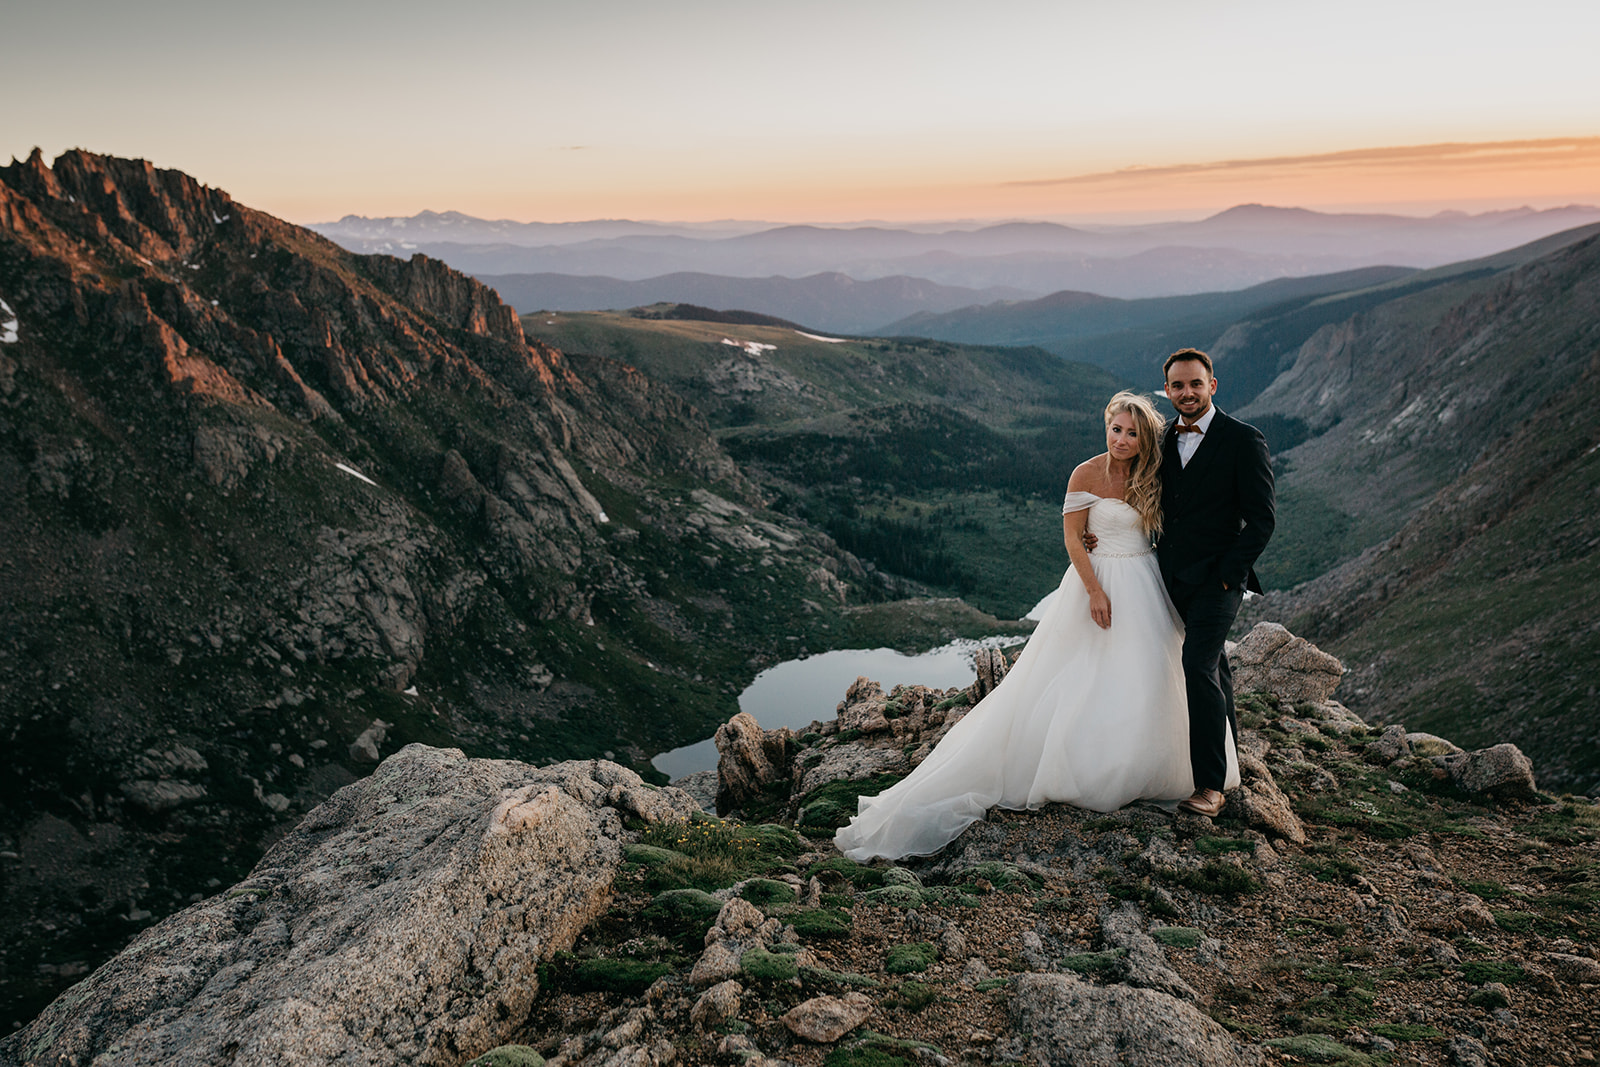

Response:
(6, 0), (1599, 224)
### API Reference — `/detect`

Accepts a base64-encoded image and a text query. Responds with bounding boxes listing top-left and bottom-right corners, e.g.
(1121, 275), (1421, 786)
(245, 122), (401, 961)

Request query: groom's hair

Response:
(1163, 348), (1214, 377)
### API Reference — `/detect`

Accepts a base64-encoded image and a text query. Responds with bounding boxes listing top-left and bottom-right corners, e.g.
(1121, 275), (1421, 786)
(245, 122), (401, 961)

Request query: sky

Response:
(6, 0), (1599, 225)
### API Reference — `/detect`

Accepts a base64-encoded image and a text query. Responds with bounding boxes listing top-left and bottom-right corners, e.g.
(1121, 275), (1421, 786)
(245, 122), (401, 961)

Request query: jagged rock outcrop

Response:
(714, 712), (793, 815)
(0, 745), (697, 1067)
(970, 645), (1009, 701)
(1229, 622), (1344, 703)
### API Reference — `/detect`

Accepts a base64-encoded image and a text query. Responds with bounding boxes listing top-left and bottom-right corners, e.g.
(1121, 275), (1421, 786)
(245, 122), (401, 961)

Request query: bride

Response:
(834, 391), (1239, 862)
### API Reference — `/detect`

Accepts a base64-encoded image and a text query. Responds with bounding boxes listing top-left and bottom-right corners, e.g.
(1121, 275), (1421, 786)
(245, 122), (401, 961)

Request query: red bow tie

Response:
(1174, 423), (1204, 435)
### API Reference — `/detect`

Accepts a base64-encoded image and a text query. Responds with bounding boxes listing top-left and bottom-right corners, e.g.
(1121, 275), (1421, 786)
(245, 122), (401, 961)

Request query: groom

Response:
(1157, 349), (1275, 817)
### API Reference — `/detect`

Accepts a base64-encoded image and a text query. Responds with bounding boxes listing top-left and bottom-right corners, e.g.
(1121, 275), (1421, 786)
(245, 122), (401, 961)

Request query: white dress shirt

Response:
(1176, 404), (1218, 468)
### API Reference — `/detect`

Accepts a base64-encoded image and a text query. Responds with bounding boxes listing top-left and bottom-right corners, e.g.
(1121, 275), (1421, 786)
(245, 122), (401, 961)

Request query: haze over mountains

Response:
(313, 204), (1600, 332)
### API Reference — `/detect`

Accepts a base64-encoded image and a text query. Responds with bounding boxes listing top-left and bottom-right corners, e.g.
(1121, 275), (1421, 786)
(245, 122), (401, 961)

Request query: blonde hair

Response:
(1103, 391), (1165, 537)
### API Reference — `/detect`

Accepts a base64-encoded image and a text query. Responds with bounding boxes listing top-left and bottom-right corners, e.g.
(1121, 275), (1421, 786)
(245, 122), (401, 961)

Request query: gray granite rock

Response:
(1098, 902), (1197, 1001)
(1003, 973), (1263, 1066)
(714, 712), (793, 814)
(1365, 724), (1412, 764)
(781, 991), (874, 1042)
(1435, 743), (1538, 800)
(0, 745), (696, 1067)
(1230, 622), (1344, 703)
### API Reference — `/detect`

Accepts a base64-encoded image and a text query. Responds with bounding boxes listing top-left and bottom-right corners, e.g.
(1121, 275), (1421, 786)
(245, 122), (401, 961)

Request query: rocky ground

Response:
(6, 624), (1596, 1067)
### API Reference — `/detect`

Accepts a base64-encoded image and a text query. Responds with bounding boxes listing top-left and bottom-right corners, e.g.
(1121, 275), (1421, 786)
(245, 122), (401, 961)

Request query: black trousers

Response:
(1168, 581), (1245, 792)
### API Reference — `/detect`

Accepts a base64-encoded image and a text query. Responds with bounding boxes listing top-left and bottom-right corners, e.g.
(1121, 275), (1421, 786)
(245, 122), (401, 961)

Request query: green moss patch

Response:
(1060, 949), (1127, 978)
(464, 1046), (546, 1067)
(1370, 1023), (1445, 1041)
(864, 885), (925, 908)
(884, 941), (937, 974)
(640, 888), (724, 944)
(1459, 960), (1525, 984)
(801, 965), (881, 989)
(884, 979), (937, 1011)
(1194, 836), (1254, 856)
(797, 773), (905, 831)
(739, 878), (797, 907)
(1261, 1034), (1371, 1064)
(1170, 860), (1262, 896)
(1149, 926), (1204, 949)
(822, 1049), (911, 1067)
(740, 944), (800, 982)
(806, 856), (886, 888)
(774, 906), (853, 940)
(569, 958), (672, 996)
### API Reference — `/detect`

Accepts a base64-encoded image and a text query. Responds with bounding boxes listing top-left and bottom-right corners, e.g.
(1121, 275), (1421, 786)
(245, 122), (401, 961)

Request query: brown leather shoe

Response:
(1178, 789), (1226, 817)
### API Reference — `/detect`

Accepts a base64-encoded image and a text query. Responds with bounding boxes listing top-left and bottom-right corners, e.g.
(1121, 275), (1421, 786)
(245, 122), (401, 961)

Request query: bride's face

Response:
(1106, 410), (1141, 464)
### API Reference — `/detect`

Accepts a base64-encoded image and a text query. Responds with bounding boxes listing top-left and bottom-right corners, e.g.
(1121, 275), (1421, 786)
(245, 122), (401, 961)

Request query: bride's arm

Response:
(1063, 463), (1112, 629)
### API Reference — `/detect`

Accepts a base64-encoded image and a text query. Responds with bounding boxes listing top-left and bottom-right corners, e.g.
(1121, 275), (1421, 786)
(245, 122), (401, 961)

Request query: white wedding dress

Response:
(834, 492), (1239, 861)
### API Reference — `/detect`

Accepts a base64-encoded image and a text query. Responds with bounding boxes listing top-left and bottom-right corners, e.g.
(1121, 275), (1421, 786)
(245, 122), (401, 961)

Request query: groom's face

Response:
(1165, 360), (1217, 422)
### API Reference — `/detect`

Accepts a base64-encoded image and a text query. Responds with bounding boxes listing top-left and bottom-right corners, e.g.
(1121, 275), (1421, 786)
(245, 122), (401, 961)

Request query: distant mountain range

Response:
(890, 222), (1600, 400)
(313, 204), (1600, 318)
(483, 271), (1035, 336)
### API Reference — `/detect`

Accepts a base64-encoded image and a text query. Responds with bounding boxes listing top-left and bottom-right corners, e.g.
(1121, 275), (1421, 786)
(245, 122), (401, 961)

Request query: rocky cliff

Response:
(5, 625), (1596, 1067)
(0, 150), (871, 1027)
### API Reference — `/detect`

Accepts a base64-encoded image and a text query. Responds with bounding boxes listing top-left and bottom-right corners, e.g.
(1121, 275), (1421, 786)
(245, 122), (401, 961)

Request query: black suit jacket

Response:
(1157, 408), (1275, 596)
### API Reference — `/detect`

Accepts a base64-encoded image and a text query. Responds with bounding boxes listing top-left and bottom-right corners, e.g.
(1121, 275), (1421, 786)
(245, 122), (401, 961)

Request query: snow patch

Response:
(334, 462), (378, 486)
(212, 210), (230, 224)
(210, 300), (219, 307)
(0, 297), (17, 344)
(598, 510), (611, 524)
(722, 338), (776, 356)
(403, 685), (419, 696)
(796, 330), (849, 343)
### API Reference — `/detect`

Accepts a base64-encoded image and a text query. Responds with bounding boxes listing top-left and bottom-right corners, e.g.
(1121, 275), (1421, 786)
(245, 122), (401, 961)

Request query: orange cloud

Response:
(1009, 137), (1600, 188)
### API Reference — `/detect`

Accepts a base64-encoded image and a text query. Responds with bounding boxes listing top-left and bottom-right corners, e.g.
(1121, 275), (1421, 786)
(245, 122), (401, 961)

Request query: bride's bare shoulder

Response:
(1067, 455), (1109, 492)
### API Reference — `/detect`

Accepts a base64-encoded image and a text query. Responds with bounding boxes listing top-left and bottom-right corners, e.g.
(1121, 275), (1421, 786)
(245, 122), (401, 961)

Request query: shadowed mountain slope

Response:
(0, 149), (889, 1025)
(1241, 231), (1600, 793)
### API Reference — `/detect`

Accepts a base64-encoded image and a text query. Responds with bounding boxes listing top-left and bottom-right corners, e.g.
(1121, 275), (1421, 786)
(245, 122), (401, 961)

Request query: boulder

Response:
(1229, 622), (1344, 703)
(120, 779), (208, 813)
(714, 712), (792, 814)
(691, 940), (744, 986)
(0, 745), (697, 1067)
(792, 741), (908, 799)
(1545, 952), (1600, 984)
(1003, 973), (1264, 1066)
(690, 980), (743, 1031)
(667, 769), (717, 813)
(1233, 749), (1307, 845)
(1364, 724), (1411, 764)
(1098, 902), (1197, 1001)
(780, 991), (874, 1043)
(1434, 743), (1538, 800)
(1405, 732), (1465, 758)
(348, 717), (393, 762)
